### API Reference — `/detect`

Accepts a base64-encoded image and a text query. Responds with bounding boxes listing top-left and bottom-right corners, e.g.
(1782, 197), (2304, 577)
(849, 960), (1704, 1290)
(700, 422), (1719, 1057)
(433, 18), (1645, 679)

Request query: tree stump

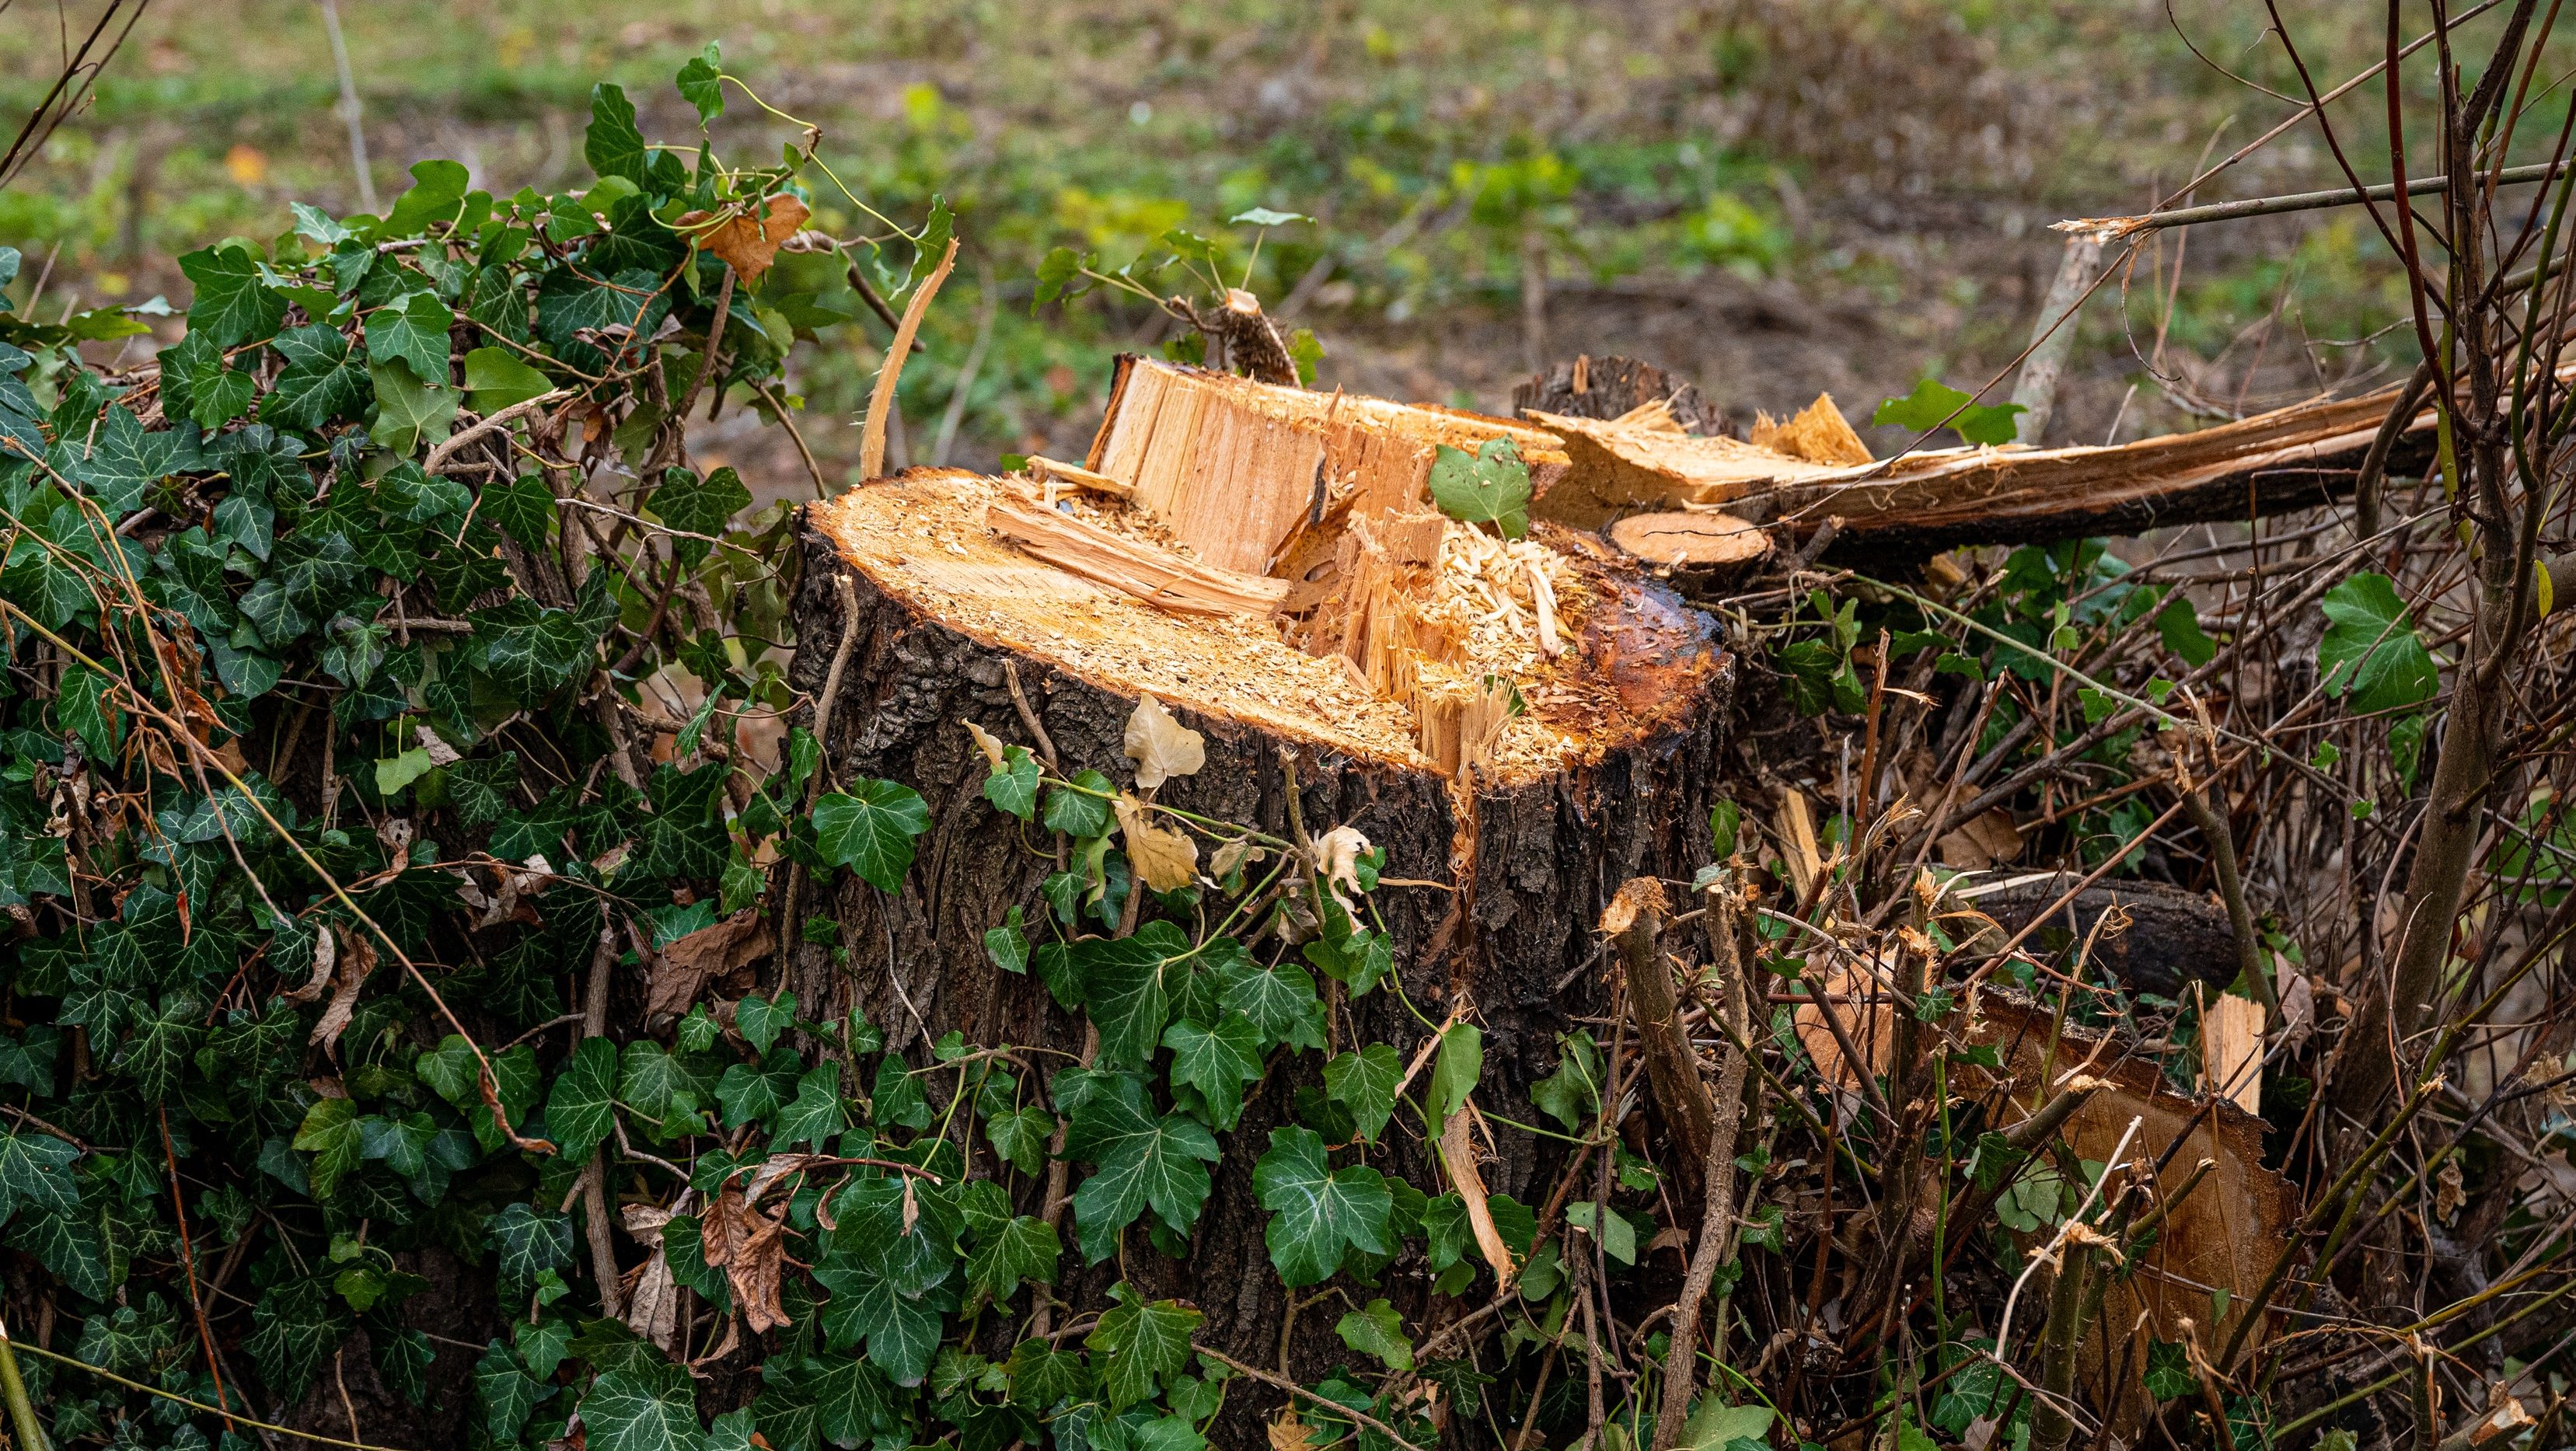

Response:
(785, 466), (1733, 1415)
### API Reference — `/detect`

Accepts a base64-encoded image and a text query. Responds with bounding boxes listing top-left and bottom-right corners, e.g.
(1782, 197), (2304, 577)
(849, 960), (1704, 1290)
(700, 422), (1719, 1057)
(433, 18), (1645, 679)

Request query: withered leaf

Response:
(1122, 694), (1204, 790)
(648, 908), (772, 1020)
(675, 194), (810, 284)
(1113, 793), (1198, 892)
(309, 926), (377, 1056)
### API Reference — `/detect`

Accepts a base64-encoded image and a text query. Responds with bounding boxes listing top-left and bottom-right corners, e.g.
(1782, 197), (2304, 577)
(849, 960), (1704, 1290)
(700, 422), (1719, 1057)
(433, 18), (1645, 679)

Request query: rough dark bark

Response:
(1512, 355), (1733, 437)
(786, 503), (1733, 1439)
(1960, 874), (2243, 999)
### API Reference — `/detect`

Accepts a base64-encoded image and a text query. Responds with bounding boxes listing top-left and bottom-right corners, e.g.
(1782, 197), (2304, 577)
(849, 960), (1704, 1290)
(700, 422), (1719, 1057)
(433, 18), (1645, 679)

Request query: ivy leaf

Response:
(58, 664), (123, 762)
(1032, 246), (1098, 310)
(1163, 1014), (1264, 1132)
(1005, 1338), (1091, 1410)
(2143, 1340), (2197, 1402)
(474, 1340), (545, 1442)
(1042, 769), (1115, 838)
(1216, 949), (1327, 1053)
(1073, 920), (1191, 1070)
(717, 1049), (805, 1128)
(736, 991), (796, 1055)
(581, 1361), (702, 1451)
(984, 744), (1040, 821)
(965, 1216), (1061, 1304)
(370, 357), (462, 455)
(2318, 573), (2439, 715)
(160, 329), (254, 430)
(0, 1129), (79, 1221)
(1323, 1043), (1403, 1145)
(813, 1261), (948, 1387)
(1251, 1126), (1393, 1287)
(1873, 378), (2024, 446)
(381, 159), (471, 235)
(245, 1278), (350, 1403)
(1426, 1022), (1484, 1136)
(771, 1062), (847, 1150)
(1063, 1070), (1220, 1261)
(263, 323), (370, 432)
(481, 473), (558, 549)
(1335, 1298), (1414, 1372)
(812, 779), (931, 891)
(544, 1036), (620, 1158)
(180, 242), (286, 347)
(1085, 1283), (1201, 1411)
(293, 1097), (365, 1198)
(2155, 594), (2217, 668)
(1530, 1030), (1603, 1132)
(365, 291), (455, 385)
(984, 1105), (1055, 1177)
(585, 83), (653, 185)
(1427, 437), (1532, 539)
(487, 1202), (576, 1289)
(984, 905), (1030, 975)
(463, 346), (555, 413)
(650, 465), (751, 569)
(676, 44), (726, 125)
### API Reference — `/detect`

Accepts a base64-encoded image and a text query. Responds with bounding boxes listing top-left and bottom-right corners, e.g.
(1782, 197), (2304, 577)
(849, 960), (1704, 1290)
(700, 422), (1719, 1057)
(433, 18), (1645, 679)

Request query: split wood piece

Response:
(1603, 878), (1716, 1201)
(1530, 407), (1851, 530)
(1022, 454), (1135, 501)
(1085, 355), (1571, 575)
(791, 475), (1734, 1422)
(1569, 378), (2445, 556)
(1792, 985), (2293, 1434)
(1604, 510), (1773, 597)
(984, 490), (1289, 618)
(1954, 871), (2242, 1000)
(1747, 392), (1874, 466)
(1774, 790), (1823, 899)
(2201, 989), (2264, 1114)
(1512, 354), (1730, 438)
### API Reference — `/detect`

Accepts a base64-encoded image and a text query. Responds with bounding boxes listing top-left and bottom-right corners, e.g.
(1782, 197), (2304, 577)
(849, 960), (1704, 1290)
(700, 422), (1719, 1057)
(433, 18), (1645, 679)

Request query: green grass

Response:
(0, 0), (2551, 466)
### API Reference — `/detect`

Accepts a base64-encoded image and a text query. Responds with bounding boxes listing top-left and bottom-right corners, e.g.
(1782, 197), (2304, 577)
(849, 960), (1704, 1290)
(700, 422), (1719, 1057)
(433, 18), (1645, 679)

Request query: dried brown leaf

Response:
(1122, 694), (1205, 789)
(309, 927), (377, 1057)
(1269, 1411), (1315, 1451)
(676, 194), (811, 284)
(1114, 794), (1199, 892)
(649, 908), (772, 1020)
(964, 720), (1007, 773)
(281, 919), (337, 1003)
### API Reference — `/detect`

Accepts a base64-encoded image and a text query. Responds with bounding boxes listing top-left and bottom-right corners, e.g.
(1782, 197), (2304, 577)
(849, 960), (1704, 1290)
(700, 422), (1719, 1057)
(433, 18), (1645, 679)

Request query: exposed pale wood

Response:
(2203, 990), (2265, 1114)
(1606, 878), (1716, 1201)
(1024, 455), (1135, 501)
(983, 491), (1290, 617)
(1606, 511), (1771, 568)
(1776, 790), (1822, 898)
(1531, 410), (1845, 528)
(1749, 392), (1873, 466)
(1087, 356), (1569, 574)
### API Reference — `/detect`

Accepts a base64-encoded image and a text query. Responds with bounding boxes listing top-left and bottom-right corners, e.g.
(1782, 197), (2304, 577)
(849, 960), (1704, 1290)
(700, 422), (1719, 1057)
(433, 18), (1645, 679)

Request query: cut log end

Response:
(1607, 510), (1774, 598)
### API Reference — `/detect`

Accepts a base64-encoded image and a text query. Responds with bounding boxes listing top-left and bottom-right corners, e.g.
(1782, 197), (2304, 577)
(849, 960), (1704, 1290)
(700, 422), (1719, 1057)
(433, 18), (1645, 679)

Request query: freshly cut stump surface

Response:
(787, 466), (1733, 1394)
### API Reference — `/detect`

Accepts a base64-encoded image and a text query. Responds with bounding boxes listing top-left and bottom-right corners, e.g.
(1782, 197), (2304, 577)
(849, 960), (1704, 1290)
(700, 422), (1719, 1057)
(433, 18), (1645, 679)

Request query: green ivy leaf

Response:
(365, 290), (456, 385)
(245, 1277), (350, 1403)
(369, 356), (462, 455)
(581, 1360), (702, 1451)
(736, 990), (796, 1055)
(772, 1062), (847, 1149)
(381, 159), (471, 235)
(1072, 921), (1192, 1069)
(649, 465), (751, 569)
(464, 347), (556, 414)
(1063, 1070), (1220, 1261)
(1530, 1030), (1602, 1132)
(1427, 437), (1531, 539)
(1085, 1283), (1201, 1411)
(1163, 1013), (1264, 1132)
(1322, 1043), (1402, 1145)
(676, 44), (725, 125)
(1335, 1297), (1414, 1371)
(984, 744), (1040, 820)
(984, 905), (1029, 975)
(1216, 949), (1327, 1053)
(543, 1036), (620, 1157)
(812, 779), (931, 891)
(1872, 378), (2023, 446)
(585, 83), (653, 185)
(263, 323), (370, 433)
(983, 1104), (1055, 1177)
(1426, 1021), (1484, 1135)
(487, 1202), (576, 1289)
(474, 1340), (546, 1442)
(1042, 769), (1115, 838)
(0, 1129), (79, 1222)
(1251, 1125), (1393, 1287)
(2318, 572), (2439, 715)
(2155, 594), (2217, 668)
(965, 1215), (1061, 1304)
(180, 242), (286, 347)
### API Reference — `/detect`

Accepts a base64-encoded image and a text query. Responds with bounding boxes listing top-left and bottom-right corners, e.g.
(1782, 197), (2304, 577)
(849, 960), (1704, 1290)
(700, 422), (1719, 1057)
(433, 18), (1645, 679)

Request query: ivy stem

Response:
(0, 1310), (47, 1451)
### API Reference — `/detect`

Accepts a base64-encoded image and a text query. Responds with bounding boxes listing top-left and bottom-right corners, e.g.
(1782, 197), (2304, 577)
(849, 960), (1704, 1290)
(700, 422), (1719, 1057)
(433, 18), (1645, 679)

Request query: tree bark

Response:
(787, 504), (1735, 1439)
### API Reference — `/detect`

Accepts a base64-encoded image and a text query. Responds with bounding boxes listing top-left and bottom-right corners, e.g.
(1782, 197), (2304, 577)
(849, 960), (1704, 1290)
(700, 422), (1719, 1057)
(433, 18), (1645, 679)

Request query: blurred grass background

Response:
(0, 0), (2470, 496)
